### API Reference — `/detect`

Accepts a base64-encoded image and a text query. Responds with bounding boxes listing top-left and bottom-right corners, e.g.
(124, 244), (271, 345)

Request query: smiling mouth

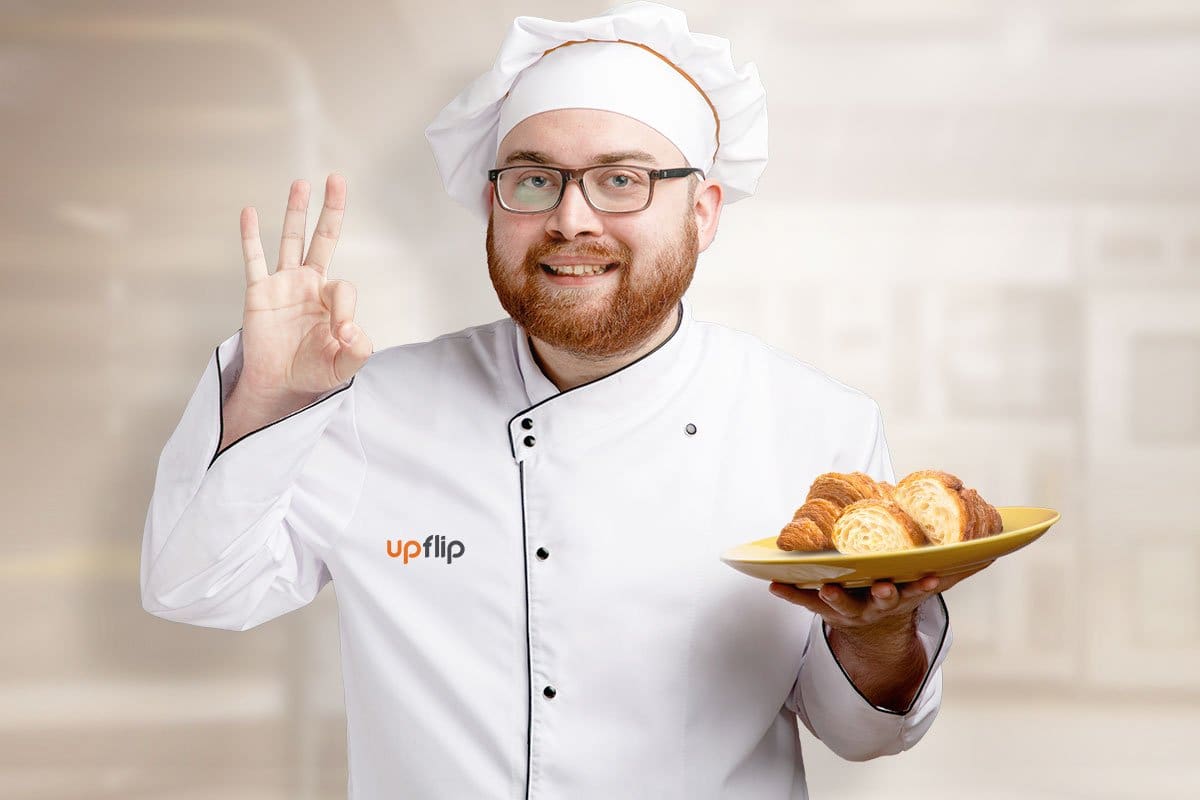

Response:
(540, 263), (619, 276)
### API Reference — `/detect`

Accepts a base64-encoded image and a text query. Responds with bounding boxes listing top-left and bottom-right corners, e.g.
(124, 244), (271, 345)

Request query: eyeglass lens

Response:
(496, 166), (651, 213)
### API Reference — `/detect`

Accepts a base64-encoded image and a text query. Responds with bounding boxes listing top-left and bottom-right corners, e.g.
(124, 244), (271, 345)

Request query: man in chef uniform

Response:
(140, 2), (988, 797)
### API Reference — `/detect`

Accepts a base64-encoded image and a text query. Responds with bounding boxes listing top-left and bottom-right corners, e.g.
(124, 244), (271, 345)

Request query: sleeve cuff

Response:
(208, 328), (355, 488)
(790, 592), (952, 761)
(141, 329), (360, 613)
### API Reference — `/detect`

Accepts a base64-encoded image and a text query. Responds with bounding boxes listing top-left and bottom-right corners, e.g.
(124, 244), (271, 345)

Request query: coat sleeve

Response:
(139, 329), (366, 632)
(784, 399), (954, 761)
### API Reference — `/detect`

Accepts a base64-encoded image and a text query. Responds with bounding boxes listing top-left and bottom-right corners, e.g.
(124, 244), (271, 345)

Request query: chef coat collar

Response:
(508, 293), (697, 460)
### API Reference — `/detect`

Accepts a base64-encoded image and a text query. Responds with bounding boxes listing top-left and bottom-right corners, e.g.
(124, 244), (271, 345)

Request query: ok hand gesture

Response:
(237, 173), (372, 405)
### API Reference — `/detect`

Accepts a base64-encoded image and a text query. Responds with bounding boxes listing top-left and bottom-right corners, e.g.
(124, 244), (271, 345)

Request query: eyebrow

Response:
(502, 149), (659, 167)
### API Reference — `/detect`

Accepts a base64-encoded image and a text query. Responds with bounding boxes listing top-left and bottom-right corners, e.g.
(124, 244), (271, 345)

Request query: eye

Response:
(599, 170), (645, 189)
(511, 169), (561, 191)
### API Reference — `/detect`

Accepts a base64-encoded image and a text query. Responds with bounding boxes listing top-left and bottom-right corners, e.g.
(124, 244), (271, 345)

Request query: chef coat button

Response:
(543, 685), (557, 699)
(521, 417), (534, 429)
(536, 547), (549, 560)
(523, 435), (536, 447)
(685, 423), (697, 435)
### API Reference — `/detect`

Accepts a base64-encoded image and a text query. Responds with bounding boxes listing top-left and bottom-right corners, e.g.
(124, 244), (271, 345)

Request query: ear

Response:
(694, 179), (724, 254)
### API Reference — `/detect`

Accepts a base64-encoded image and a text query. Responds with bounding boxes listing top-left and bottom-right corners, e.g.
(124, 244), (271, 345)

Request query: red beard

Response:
(485, 211), (698, 360)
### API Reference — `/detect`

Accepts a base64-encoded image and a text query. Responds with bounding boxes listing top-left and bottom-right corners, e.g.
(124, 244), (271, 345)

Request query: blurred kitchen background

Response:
(2, 0), (1196, 797)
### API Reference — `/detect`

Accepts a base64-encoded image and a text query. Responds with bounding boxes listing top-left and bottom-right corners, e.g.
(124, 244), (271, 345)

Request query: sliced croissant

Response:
(959, 487), (1003, 538)
(778, 468), (1002, 554)
(830, 498), (928, 555)
(805, 471), (883, 509)
(777, 497), (841, 551)
(892, 470), (1006, 544)
(893, 469), (968, 545)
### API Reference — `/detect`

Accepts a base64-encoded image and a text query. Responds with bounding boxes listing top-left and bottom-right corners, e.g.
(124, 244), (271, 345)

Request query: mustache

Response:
(527, 241), (629, 265)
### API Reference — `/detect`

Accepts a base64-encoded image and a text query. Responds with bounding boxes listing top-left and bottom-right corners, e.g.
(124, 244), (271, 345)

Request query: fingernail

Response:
(340, 323), (355, 343)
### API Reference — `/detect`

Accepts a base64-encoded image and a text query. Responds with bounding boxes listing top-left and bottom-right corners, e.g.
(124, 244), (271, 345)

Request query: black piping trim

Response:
(505, 299), (684, 460)
(512, 301), (682, 793)
(820, 592), (950, 716)
(209, 328), (357, 471)
(519, 460), (533, 800)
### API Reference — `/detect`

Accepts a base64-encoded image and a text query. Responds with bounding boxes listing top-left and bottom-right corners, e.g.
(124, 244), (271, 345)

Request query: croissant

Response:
(830, 498), (928, 555)
(805, 471), (887, 508)
(777, 497), (841, 551)
(960, 487), (1003, 538)
(775, 468), (1003, 555)
(893, 469), (1002, 545)
(778, 471), (890, 551)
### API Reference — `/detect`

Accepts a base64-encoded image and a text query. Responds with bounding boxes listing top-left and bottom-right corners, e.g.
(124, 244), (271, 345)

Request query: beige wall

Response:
(3, 1), (1196, 797)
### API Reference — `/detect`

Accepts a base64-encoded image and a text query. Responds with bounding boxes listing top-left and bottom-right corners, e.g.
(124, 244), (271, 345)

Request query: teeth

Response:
(547, 263), (609, 276)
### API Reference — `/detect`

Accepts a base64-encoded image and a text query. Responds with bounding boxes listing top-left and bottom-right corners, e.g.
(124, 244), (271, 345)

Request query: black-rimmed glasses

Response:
(487, 164), (704, 214)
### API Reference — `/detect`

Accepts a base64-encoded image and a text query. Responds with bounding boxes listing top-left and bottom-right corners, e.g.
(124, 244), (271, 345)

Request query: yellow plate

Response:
(720, 507), (1061, 589)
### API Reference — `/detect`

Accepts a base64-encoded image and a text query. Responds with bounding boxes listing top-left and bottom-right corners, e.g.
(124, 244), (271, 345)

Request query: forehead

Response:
(495, 108), (686, 167)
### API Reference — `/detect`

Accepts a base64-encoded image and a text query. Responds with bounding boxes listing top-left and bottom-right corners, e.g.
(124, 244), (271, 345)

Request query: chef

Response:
(140, 2), (982, 798)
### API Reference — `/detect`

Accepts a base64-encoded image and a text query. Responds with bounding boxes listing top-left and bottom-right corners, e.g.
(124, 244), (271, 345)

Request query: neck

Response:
(528, 303), (682, 392)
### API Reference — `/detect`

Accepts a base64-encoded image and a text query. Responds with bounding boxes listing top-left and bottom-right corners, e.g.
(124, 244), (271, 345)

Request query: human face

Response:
(486, 108), (702, 360)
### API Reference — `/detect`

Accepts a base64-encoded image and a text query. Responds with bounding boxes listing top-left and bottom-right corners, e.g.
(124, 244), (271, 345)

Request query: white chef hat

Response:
(424, 0), (768, 222)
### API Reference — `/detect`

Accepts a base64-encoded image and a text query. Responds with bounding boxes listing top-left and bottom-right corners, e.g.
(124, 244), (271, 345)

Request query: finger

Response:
(241, 207), (268, 285)
(868, 581), (902, 613)
(303, 172), (347, 278)
(768, 582), (843, 617)
(277, 179), (310, 271)
(816, 583), (868, 617)
(321, 279), (358, 343)
(332, 322), (372, 384)
(898, 575), (941, 603)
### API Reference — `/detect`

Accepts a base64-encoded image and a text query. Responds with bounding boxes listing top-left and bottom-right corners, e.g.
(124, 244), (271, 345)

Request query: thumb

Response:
(333, 322), (372, 383)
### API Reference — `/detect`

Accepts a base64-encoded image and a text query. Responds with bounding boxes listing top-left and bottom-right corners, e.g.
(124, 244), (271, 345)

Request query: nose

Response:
(544, 178), (604, 240)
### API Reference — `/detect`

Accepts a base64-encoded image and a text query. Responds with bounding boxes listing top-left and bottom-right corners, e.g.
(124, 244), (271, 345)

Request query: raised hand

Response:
(236, 173), (372, 404)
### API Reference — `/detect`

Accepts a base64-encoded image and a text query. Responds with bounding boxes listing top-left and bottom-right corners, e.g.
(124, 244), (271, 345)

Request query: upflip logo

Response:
(386, 535), (466, 565)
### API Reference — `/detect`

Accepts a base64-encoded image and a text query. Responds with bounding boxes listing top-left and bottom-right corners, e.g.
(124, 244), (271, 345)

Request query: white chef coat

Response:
(140, 290), (952, 800)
